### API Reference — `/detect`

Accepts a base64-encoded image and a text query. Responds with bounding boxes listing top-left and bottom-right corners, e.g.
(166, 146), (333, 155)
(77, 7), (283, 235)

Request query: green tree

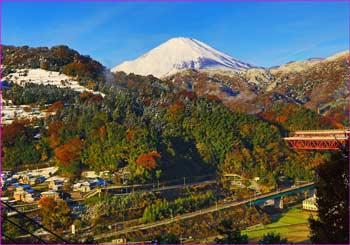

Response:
(259, 232), (289, 244)
(38, 197), (72, 232)
(308, 149), (349, 244)
(215, 219), (248, 244)
(154, 232), (180, 244)
(82, 235), (95, 244)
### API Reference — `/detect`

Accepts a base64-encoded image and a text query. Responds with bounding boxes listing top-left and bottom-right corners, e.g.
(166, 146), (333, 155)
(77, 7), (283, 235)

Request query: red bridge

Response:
(284, 129), (350, 150)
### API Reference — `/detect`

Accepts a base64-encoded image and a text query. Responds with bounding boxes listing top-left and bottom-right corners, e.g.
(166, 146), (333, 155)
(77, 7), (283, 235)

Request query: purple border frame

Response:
(0, 1), (349, 245)
(1, 0), (3, 243)
(0, 0), (350, 2)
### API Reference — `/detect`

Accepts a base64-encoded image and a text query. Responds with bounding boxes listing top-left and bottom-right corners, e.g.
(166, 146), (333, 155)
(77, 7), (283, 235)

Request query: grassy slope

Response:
(242, 205), (316, 243)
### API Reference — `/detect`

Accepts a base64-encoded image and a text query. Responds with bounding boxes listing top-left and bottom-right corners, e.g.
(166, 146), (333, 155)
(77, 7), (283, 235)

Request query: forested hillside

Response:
(2, 45), (106, 86)
(2, 75), (333, 190)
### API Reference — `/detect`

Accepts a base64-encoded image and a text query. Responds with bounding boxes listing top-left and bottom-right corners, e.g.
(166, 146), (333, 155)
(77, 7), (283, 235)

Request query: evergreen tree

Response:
(308, 149), (349, 244)
(258, 232), (289, 244)
(154, 232), (180, 244)
(215, 219), (248, 244)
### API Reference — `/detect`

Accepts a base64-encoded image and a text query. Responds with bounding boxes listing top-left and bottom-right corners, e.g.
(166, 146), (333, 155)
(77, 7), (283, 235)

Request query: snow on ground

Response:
(271, 51), (347, 73)
(4, 68), (104, 96)
(270, 59), (321, 73)
(324, 50), (348, 62)
(2, 68), (105, 124)
(18, 167), (58, 178)
(45, 176), (68, 183)
(1, 102), (51, 125)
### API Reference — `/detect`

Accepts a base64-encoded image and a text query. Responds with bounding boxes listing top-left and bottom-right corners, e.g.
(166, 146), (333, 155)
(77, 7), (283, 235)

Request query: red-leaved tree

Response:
(136, 151), (161, 170)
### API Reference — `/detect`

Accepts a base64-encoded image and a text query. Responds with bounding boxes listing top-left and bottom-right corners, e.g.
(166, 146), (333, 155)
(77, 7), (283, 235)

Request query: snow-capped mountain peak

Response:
(111, 37), (257, 78)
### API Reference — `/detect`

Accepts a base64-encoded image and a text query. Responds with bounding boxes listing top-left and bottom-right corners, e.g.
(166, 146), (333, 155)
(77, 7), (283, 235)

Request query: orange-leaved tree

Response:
(136, 151), (161, 170)
(46, 101), (64, 112)
(54, 137), (83, 177)
(54, 137), (83, 166)
(38, 196), (72, 232)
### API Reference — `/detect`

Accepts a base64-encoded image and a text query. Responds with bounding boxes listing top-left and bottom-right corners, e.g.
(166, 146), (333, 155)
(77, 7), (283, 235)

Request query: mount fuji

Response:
(111, 37), (258, 78)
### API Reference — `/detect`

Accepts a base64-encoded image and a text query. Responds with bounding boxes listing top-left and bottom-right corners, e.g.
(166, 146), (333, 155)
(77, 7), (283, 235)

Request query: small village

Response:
(1, 166), (113, 206)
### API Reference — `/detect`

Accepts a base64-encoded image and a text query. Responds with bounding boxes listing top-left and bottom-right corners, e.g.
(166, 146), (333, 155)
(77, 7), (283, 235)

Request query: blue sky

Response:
(2, 2), (349, 68)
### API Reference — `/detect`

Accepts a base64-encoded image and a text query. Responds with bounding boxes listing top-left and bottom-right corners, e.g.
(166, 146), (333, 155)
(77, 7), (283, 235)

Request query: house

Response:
(90, 178), (107, 188)
(29, 178), (38, 185)
(3, 177), (18, 189)
(12, 174), (21, 180)
(13, 186), (35, 203)
(36, 176), (46, 184)
(22, 174), (34, 184)
(72, 182), (91, 193)
(302, 195), (318, 211)
(21, 184), (31, 190)
(24, 193), (35, 203)
(49, 180), (63, 191)
(13, 186), (26, 201)
(40, 191), (60, 200)
(81, 171), (98, 179)
(7, 183), (20, 191)
(21, 175), (45, 185)
(81, 171), (110, 179)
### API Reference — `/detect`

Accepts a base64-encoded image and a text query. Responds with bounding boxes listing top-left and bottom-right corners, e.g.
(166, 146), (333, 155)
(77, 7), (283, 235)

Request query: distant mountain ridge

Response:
(112, 37), (258, 78)
(2, 42), (348, 123)
(165, 50), (348, 117)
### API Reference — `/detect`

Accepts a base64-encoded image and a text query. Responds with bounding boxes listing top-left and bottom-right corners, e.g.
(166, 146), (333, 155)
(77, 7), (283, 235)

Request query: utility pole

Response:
(183, 177), (186, 188)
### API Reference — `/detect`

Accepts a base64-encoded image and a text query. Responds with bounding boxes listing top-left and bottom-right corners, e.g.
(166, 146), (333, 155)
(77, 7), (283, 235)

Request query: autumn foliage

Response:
(54, 137), (83, 167)
(2, 122), (26, 145)
(136, 151), (161, 170)
(179, 91), (197, 101)
(205, 94), (221, 102)
(168, 101), (184, 115)
(48, 121), (64, 147)
(38, 196), (72, 231)
(126, 128), (141, 142)
(79, 91), (103, 104)
(46, 101), (64, 112)
(63, 62), (92, 77)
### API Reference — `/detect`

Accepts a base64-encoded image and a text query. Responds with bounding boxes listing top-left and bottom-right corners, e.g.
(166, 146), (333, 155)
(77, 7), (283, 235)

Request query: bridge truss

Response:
(284, 129), (349, 150)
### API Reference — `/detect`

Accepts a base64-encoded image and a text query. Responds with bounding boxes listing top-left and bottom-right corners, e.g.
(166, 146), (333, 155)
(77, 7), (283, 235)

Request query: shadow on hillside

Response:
(159, 137), (215, 180)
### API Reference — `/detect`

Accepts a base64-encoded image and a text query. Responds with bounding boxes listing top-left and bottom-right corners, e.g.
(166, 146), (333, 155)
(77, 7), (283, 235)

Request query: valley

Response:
(1, 39), (348, 244)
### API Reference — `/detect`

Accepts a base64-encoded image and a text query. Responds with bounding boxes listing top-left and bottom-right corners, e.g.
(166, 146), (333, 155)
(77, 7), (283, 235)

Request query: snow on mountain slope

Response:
(4, 69), (104, 96)
(323, 50), (348, 62)
(112, 37), (257, 78)
(270, 58), (324, 73)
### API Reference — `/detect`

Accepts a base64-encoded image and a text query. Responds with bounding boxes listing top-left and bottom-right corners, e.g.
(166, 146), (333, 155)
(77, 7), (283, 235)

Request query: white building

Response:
(72, 182), (91, 193)
(302, 195), (318, 211)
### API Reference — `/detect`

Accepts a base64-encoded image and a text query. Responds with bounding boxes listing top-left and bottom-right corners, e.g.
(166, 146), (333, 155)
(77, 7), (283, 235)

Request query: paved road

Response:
(94, 182), (314, 241)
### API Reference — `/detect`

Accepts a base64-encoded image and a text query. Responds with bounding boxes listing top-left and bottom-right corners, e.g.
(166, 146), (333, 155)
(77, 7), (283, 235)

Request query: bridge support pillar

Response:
(274, 197), (284, 209)
(309, 188), (316, 197)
